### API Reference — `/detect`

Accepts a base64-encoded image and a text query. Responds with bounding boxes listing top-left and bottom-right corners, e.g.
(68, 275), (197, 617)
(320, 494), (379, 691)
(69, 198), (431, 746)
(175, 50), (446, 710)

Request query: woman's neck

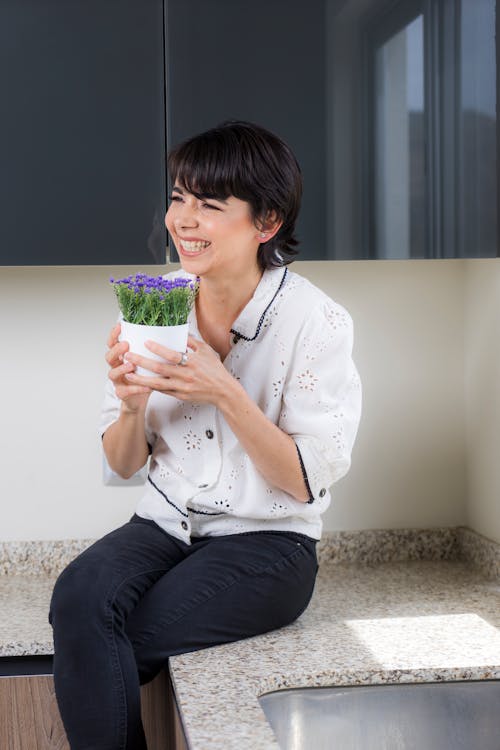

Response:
(193, 264), (263, 359)
(197, 264), (263, 326)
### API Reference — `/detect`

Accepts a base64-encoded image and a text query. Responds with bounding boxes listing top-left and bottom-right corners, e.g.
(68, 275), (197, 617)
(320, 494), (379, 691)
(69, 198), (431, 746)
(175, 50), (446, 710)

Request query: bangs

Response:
(167, 129), (264, 210)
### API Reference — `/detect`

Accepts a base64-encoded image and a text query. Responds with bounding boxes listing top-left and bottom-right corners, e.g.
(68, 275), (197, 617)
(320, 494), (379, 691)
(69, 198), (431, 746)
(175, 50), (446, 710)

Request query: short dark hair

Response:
(167, 121), (302, 270)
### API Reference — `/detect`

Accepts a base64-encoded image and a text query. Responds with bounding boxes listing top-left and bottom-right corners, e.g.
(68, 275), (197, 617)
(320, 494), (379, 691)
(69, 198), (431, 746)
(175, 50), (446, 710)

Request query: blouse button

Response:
(319, 488), (326, 497)
(205, 429), (214, 439)
(181, 521), (188, 530)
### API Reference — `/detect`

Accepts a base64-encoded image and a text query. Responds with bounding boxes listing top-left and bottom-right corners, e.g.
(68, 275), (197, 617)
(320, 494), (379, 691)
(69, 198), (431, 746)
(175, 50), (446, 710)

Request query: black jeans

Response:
(49, 515), (318, 750)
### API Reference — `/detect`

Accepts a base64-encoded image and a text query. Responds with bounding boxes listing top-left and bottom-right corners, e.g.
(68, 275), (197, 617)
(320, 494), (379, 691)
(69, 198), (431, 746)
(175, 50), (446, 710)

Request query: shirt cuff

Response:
(295, 443), (315, 504)
(294, 436), (351, 505)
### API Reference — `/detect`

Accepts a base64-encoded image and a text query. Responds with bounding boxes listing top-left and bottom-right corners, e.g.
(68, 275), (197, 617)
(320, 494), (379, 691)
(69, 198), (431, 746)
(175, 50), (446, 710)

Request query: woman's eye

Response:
(169, 194), (183, 202)
(201, 202), (220, 211)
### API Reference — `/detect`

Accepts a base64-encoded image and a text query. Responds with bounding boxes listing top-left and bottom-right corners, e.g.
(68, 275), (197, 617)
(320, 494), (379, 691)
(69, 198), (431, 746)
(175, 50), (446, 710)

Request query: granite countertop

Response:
(1, 527), (500, 749)
(169, 559), (500, 749)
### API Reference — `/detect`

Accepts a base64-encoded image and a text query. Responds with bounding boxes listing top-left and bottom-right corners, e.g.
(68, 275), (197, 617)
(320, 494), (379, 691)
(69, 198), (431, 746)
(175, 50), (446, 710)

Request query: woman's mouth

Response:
(178, 239), (211, 255)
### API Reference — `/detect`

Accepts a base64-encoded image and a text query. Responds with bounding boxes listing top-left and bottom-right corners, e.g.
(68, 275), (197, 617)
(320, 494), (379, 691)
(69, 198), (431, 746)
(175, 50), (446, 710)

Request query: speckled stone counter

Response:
(169, 560), (500, 749)
(1, 527), (500, 749)
(0, 575), (55, 657)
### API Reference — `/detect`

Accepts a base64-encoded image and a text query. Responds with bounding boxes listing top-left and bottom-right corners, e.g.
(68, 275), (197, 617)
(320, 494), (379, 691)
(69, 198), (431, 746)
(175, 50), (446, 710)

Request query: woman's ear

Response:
(256, 211), (283, 242)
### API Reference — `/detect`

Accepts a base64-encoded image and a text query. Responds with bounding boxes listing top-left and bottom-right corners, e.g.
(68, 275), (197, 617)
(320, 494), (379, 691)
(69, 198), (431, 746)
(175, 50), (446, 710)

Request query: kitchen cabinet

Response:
(2, 0), (497, 265)
(159, 0), (500, 261)
(0, 0), (167, 266)
(0, 674), (67, 750)
(0, 661), (186, 750)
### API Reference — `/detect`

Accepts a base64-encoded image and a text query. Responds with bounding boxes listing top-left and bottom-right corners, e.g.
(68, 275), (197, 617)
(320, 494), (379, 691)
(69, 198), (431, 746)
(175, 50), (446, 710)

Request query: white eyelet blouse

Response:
(100, 267), (362, 543)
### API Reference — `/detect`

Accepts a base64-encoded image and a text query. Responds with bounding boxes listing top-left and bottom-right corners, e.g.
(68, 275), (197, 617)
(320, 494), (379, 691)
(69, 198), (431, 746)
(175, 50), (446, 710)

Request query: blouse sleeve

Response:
(279, 299), (362, 503)
(99, 376), (122, 439)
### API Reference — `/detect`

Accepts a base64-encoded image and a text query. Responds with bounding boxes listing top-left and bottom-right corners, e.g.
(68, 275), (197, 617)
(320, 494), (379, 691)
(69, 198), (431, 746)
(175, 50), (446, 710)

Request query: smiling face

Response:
(165, 185), (264, 280)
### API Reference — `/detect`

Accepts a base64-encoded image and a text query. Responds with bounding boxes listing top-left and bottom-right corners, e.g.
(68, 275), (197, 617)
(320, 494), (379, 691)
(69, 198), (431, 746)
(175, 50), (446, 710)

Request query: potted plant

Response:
(110, 273), (198, 375)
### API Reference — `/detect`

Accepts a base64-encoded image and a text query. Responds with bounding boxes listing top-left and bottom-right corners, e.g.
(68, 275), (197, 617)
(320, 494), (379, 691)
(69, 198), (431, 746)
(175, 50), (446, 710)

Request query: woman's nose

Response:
(176, 201), (198, 228)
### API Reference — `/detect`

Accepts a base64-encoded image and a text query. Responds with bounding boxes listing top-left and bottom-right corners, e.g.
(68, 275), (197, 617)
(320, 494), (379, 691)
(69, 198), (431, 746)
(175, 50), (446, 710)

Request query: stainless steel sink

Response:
(259, 680), (500, 750)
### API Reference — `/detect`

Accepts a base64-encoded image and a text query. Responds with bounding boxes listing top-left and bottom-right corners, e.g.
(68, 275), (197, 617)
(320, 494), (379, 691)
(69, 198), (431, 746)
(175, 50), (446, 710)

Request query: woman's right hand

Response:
(105, 323), (152, 413)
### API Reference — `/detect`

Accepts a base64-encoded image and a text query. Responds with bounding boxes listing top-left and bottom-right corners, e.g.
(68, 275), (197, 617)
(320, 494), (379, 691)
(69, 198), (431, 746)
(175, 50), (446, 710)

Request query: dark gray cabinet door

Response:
(167, 0), (498, 260)
(166, 0), (327, 260)
(0, 0), (167, 265)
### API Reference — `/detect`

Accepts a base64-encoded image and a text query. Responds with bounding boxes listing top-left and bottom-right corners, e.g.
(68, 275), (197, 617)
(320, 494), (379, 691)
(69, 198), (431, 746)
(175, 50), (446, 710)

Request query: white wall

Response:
(0, 260), (468, 541)
(0, 266), (140, 541)
(464, 259), (500, 543)
(300, 260), (466, 532)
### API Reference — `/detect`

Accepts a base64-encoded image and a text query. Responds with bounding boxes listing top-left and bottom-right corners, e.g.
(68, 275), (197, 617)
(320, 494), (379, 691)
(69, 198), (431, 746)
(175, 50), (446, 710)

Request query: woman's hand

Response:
(123, 335), (233, 406)
(105, 323), (152, 412)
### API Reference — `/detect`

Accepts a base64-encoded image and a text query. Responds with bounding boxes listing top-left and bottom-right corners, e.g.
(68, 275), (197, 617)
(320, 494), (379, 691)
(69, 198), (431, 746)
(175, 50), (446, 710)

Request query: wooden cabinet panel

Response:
(141, 668), (170, 749)
(166, 670), (189, 750)
(0, 675), (68, 750)
(0, 669), (186, 750)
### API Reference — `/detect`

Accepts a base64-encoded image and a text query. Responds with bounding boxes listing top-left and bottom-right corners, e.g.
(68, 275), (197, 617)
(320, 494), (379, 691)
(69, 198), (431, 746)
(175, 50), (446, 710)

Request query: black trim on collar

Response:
(147, 475), (189, 518)
(230, 267), (288, 344)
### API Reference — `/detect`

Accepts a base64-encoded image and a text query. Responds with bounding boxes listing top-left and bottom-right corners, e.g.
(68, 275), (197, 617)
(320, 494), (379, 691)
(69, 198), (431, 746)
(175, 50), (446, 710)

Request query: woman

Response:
(49, 120), (361, 749)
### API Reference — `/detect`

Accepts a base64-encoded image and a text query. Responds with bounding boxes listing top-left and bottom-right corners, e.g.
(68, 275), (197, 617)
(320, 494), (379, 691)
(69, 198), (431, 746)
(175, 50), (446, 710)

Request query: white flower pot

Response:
(119, 319), (189, 376)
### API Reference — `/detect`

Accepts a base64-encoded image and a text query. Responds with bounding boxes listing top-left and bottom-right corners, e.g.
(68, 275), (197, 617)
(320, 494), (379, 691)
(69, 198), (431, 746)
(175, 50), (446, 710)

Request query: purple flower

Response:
(110, 272), (198, 326)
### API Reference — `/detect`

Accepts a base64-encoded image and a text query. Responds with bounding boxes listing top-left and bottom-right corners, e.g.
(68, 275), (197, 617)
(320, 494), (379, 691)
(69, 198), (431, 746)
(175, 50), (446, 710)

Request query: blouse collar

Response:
(230, 267), (288, 343)
(186, 266), (289, 344)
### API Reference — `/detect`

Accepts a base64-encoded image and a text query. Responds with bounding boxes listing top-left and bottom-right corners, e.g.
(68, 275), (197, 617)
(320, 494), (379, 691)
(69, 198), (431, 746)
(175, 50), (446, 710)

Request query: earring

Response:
(260, 233), (267, 239)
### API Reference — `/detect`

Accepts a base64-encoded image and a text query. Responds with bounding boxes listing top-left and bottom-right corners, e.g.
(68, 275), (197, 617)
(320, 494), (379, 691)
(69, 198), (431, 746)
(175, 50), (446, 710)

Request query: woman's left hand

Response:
(123, 335), (233, 405)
